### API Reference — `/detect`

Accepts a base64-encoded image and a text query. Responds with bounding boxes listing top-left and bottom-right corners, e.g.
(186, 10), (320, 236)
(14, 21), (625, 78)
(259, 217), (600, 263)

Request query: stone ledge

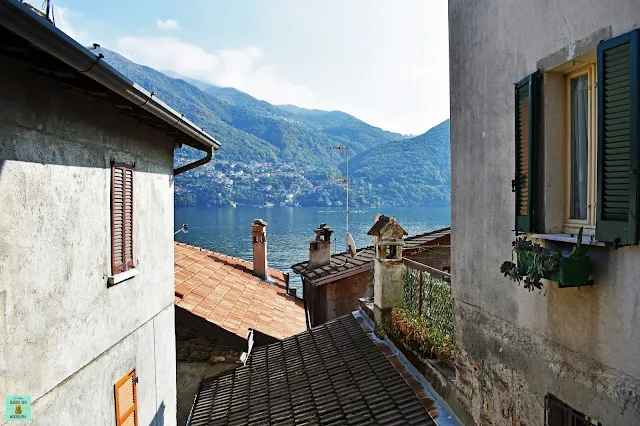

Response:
(107, 268), (139, 286)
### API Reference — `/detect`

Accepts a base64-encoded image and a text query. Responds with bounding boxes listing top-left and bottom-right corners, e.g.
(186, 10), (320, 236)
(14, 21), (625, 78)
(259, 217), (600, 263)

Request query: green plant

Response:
(500, 237), (559, 291)
(500, 227), (591, 291)
(390, 308), (455, 365)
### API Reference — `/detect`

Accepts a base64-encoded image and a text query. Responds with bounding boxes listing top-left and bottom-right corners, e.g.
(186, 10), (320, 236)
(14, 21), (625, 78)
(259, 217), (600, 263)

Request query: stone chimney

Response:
(367, 215), (408, 311)
(309, 223), (333, 269)
(252, 219), (268, 280)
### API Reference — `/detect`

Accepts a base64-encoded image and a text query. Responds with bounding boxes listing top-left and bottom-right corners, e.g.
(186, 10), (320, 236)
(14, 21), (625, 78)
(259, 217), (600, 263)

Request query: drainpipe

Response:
(174, 148), (212, 176)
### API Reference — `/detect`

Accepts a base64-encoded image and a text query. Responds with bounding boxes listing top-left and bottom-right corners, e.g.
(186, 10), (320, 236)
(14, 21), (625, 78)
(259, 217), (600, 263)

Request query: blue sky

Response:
(53, 1), (449, 135)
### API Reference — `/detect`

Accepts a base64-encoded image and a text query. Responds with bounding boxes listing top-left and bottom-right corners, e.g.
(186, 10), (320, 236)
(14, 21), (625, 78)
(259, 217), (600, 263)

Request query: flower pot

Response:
(517, 252), (591, 288)
(546, 256), (591, 288)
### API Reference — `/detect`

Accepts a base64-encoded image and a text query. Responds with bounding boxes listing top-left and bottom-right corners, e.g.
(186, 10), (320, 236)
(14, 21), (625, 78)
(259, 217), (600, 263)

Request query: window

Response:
(114, 368), (138, 426)
(545, 394), (599, 426)
(564, 65), (596, 235)
(111, 163), (134, 275)
(513, 29), (640, 245)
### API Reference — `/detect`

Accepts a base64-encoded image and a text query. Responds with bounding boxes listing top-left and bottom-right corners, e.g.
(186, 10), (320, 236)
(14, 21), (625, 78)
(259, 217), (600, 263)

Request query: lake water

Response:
(174, 206), (450, 294)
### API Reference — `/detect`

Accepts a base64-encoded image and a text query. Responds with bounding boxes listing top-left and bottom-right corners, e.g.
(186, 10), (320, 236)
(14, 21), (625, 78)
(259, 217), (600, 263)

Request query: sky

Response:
(52, 1), (449, 135)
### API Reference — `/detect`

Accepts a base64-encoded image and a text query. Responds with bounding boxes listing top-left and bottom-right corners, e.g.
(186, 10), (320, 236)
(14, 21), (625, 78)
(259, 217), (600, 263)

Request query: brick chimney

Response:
(367, 215), (408, 311)
(308, 223), (333, 269)
(252, 219), (268, 280)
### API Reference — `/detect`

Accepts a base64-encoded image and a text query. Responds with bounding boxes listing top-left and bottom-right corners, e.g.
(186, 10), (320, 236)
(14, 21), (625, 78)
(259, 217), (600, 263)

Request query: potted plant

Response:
(500, 227), (592, 290)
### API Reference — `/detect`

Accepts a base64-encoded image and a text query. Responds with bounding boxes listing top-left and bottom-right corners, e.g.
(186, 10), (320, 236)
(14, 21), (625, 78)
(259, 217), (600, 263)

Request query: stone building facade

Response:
(450, 0), (640, 424)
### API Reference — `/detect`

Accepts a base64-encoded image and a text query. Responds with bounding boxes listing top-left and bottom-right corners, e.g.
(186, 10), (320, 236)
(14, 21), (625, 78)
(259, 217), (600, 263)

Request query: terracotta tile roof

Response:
(292, 227), (451, 286)
(188, 312), (438, 426)
(174, 243), (307, 341)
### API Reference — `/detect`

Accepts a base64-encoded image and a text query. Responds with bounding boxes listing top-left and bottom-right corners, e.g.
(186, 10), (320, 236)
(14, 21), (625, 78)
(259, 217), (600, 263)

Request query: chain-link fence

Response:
(401, 265), (453, 336)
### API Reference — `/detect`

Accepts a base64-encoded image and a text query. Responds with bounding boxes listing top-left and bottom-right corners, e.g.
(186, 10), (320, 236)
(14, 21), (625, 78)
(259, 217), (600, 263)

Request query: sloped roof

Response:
(292, 227), (451, 286)
(188, 312), (437, 426)
(0, 0), (219, 152)
(174, 243), (307, 341)
(367, 215), (408, 237)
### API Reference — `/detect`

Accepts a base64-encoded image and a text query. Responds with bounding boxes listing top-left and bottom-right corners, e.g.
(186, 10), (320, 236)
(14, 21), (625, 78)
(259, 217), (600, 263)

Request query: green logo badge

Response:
(5, 396), (31, 421)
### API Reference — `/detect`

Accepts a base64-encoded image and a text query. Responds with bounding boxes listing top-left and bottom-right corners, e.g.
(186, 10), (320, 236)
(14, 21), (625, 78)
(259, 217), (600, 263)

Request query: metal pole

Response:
(345, 147), (349, 237)
(418, 271), (423, 315)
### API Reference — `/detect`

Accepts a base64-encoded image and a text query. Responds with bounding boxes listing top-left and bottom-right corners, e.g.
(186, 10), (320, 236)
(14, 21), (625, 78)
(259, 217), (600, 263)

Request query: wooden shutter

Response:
(111, 163), (134, 274)
(596, 30), (639, 245)
(514, 70), (541, 233)
(114, 368), (138, 426)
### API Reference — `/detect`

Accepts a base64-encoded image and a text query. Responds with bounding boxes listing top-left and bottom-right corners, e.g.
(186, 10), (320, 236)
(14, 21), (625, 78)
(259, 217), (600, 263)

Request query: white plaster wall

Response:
(450, 0), (640, 422)
(0, 58), (177, 424)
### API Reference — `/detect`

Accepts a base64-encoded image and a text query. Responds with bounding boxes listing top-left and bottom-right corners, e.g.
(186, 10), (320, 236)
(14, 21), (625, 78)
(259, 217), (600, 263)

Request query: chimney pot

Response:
(368, 215), (407, 310)
(309, 223), (333, 268)
(252, 219), (268, 280)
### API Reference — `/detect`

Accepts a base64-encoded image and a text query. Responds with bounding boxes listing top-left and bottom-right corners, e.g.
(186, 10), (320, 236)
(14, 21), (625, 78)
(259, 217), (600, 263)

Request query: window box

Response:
(518, 252), (591, 288)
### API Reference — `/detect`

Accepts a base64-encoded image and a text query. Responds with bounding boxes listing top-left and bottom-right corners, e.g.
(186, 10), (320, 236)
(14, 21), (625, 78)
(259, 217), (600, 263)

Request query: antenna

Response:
(328, 145), (350, 253)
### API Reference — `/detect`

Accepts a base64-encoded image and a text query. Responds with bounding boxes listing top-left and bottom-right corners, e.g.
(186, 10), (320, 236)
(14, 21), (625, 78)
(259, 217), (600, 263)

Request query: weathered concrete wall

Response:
(450, 1), (640, 424)
(0, 58), (177, 424)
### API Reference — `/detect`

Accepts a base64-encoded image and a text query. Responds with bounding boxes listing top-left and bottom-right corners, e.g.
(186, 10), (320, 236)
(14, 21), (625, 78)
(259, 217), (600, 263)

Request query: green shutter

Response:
(514, 71), (540, 234)
(596, 30), (639, 245)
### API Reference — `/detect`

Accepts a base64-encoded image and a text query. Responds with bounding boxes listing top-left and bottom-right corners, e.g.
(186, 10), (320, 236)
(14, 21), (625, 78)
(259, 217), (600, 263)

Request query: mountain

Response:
(99, 49), (450, 207)
(347, 119), (450, 206)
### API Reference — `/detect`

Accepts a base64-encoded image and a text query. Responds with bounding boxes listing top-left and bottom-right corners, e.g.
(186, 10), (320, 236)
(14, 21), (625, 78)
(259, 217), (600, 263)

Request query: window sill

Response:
(530, 233), (606, 247)
(108, 268), (139, 286)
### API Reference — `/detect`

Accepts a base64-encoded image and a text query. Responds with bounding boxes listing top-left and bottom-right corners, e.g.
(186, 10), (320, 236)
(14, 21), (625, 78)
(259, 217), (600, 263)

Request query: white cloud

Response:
(53, 6), (89, 45)
(156, 19), (180, 31)
(115, 36), (316, 106)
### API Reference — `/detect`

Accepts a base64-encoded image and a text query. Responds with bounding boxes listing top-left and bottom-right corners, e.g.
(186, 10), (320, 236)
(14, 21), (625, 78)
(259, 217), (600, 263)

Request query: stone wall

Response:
(454, 301), (640, 425)
(175, 320), (242, 425)
(176, 320), (242, 363)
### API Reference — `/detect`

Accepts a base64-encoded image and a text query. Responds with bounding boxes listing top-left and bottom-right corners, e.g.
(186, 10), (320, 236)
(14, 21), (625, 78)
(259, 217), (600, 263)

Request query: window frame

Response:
(563, 64), (597, 236)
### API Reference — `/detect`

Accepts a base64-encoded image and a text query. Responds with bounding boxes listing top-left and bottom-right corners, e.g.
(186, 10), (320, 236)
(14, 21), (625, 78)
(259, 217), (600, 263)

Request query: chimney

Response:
(308, 223), (333, 269)
(367, 215), (408, 311)
(252, 219), (268, 280)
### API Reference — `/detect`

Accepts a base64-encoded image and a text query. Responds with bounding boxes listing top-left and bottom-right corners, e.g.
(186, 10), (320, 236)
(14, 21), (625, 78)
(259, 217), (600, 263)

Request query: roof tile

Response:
(189, 314), (436, 426)
(175, 242), (307, 340)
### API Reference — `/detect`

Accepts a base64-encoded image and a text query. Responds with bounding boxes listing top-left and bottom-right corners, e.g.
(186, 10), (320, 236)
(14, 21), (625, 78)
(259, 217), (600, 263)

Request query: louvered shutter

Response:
(514, 71), (540, 233)
(114, 368), (138, 426)
(111, 163), (134, 274)
(596, 30), (640, 245)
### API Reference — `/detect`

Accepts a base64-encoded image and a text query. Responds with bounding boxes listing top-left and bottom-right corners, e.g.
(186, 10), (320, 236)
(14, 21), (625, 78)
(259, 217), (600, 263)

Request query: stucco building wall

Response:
(449, 1), (640, 424)
(0, 57), (177, 424)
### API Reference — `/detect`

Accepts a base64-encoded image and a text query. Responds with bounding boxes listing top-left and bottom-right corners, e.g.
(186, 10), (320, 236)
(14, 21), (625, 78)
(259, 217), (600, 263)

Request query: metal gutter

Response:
(0, 0), (220, 153)
(353, 310), (464, 426)
(174, 148), (212, 176)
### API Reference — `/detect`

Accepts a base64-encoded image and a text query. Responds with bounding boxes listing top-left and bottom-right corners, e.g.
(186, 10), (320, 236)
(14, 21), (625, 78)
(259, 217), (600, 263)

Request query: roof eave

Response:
(0, 0), (220, 152)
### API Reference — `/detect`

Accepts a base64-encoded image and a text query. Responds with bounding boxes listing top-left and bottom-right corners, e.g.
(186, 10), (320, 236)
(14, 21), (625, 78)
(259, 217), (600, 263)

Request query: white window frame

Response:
(563, 64), (597, 236)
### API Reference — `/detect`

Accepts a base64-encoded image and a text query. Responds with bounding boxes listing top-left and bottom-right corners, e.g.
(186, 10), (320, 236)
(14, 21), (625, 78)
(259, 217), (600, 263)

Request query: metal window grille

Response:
(545, 395), (600, 426)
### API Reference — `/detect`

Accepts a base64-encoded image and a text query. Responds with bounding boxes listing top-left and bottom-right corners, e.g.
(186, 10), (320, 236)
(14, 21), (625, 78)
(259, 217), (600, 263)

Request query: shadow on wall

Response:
(0, 58), (175, 176)
(149, 401), (165, 426)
